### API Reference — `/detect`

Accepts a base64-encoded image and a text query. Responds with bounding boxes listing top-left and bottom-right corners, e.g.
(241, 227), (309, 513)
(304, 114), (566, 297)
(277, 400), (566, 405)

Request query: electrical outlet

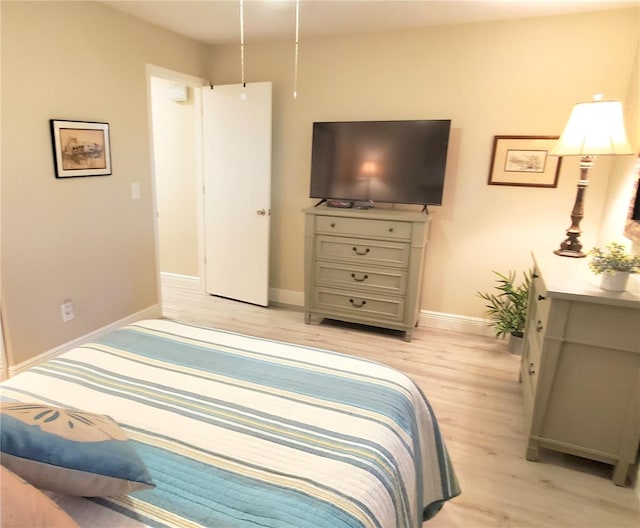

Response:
(61, 300), (74, 322)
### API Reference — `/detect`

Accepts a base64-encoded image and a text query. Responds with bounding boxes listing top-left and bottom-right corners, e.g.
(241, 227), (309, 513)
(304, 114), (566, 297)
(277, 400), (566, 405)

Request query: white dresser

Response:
(522, 251), (640, 485)
(303, 206), (430, 341)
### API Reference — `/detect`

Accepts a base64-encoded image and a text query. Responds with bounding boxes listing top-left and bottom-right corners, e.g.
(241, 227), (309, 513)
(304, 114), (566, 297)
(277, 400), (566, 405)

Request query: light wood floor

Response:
(161, 277), (639, 528)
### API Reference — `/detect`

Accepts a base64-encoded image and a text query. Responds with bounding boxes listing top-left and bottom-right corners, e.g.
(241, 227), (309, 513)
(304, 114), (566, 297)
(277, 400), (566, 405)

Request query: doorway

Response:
(148, 69), (204, 280)
(147, 66), (273, 312)
(147, 66), (205, 313)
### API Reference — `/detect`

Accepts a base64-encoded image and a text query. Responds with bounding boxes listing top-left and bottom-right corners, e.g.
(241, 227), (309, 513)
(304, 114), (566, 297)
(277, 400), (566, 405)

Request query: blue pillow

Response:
(0, 403), (155, 497)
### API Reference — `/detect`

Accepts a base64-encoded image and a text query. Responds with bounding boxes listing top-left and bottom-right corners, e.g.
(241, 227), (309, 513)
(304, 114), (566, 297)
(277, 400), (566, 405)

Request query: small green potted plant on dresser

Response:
(588, 242), (640, 292)
(477, 271), (530, 355)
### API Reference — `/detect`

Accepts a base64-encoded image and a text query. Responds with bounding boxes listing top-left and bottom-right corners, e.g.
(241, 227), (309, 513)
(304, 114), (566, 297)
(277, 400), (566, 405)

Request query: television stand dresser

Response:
(303, 205), (430, 342)
(522, 251), (640, 486)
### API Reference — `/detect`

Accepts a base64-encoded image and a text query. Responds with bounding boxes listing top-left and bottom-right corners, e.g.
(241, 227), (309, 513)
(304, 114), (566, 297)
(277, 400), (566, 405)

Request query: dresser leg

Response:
(404, 329), (413, 342)
(612, 461), (629, 486)
(526, 443), (539, 462)
(304, 313), (311, 324)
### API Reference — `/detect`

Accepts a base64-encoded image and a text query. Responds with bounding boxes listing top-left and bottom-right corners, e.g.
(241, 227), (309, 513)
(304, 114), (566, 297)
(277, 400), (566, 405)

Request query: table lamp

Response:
(552, 95), (633, 257)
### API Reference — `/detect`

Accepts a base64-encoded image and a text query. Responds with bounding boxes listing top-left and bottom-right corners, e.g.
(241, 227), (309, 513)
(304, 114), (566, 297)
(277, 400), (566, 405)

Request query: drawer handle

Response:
(349, 298), (367, 308)
(533, 273), (539, 279)
(388, 227), (394, 233)
(537, 294), (546, 301)
(528, 363), (536, 376)
(330, 223), (336, 228)
(352, 247), (370, 256)
(536, 320), (544, 332)
(351, 273), (369, 282)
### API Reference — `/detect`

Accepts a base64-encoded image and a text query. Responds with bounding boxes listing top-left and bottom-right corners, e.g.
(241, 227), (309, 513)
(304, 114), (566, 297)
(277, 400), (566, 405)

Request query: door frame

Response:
(145, 64), (208, 310)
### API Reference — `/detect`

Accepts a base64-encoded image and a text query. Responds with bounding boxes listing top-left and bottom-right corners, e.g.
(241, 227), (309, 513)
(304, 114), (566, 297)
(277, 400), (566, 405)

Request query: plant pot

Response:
(599, 271), (630, 292)
(508, 333), (524, 355)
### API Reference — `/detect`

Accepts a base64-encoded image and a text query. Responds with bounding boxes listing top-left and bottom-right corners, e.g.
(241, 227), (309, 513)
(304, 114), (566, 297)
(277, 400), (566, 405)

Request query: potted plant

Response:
(477, 271), (530, 354)
(588, 242), (640, 292)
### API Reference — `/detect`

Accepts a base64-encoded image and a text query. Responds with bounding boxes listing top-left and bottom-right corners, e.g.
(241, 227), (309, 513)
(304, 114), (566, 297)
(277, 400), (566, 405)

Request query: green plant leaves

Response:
(588, 242), (640, 275)
(477, 270), (530, 339)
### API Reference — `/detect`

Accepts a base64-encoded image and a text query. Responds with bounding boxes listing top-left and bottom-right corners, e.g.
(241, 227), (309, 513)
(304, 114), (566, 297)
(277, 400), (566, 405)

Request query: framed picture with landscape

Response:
(488, 135), (561, 187)
(50, 119), (112, 178)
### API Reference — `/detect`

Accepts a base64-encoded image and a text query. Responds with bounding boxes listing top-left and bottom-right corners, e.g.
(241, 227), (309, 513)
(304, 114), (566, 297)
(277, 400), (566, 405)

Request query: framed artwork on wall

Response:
(50, 120), (112, 178)
(488, 135), (561, 187)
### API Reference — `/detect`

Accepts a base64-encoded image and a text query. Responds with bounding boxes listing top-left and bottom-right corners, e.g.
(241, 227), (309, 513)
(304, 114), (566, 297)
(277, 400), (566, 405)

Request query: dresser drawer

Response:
(528, 298), (550, 352)
(521, 327), (541, 430)
(314, 261), (407, 295)
(316, 236), (410, 268)
(304, 207), (430, 342)
(521, 345), (535, 424)
(313, 287), (405, 322)
(531, 268), (547, 297)
(523, 329), (541, 389)
(532, 296), (551, 336)
(531, 273), (551, 334)
(315, 215), (411, 240)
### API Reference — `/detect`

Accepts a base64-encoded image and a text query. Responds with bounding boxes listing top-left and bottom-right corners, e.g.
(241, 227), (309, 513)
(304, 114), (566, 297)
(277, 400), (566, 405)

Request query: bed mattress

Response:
(1, 319), (459, 527)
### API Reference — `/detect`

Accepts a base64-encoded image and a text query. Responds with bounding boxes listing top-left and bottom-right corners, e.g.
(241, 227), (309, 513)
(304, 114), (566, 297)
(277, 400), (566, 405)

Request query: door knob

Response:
(257, 209), (267, 216)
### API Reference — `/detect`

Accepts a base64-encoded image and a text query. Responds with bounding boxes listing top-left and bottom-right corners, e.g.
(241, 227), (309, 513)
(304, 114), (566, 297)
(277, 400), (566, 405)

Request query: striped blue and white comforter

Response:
(1, 319), (459, 527)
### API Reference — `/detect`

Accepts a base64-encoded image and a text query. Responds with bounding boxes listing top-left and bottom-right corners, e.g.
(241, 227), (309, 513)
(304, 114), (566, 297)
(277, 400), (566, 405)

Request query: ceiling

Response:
(101, 0), (638, 45)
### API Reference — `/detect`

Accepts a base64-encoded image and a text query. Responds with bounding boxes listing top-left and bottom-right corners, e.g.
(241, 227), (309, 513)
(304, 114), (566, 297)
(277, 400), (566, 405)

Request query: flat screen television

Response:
(309, 119), (451, 206)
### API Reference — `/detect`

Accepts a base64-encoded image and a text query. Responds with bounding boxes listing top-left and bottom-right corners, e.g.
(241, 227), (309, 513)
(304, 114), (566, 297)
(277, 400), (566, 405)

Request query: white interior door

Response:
(202, 82), (272, 306)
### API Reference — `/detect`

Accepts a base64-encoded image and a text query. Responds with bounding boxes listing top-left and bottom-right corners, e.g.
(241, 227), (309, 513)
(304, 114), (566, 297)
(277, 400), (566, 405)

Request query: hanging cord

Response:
(293, 0), (300, 99)
(239, 0), (246, 100)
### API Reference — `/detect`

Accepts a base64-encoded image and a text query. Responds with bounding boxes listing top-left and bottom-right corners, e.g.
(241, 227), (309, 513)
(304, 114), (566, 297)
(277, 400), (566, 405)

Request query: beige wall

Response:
(209, 7), (639, 319)
(1, 1), (208, 366)
(150, 76), (200, 277)
(2, 3), (638, 368)
(599, 40), (640, 247)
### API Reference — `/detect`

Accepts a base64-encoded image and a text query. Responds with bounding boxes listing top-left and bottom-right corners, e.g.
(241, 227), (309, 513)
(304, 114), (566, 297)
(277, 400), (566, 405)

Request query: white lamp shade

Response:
(552, 100), (633, 156)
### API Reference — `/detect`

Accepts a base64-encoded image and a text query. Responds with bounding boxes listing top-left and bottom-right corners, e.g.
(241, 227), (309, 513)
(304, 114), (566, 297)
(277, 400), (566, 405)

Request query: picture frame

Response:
(488, 135), (561, 187)
(50, 119), (112, 178)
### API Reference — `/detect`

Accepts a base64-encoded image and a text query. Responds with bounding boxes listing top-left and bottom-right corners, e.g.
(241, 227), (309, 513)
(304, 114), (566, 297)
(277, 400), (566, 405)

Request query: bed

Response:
(0, 319), (460, 527)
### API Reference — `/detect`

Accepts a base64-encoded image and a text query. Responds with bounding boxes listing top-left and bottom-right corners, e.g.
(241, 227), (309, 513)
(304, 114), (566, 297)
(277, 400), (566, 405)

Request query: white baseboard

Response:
(160, 274), (304, 308)
(8, 304), (161, 378)
(267, 288), (494, 336)
(160, 278), (303, 307)
(419, 310), (495, 337)
(160, 272), (200, 289)
(159, 278), (494, 337)
(269, 288), (304, 307)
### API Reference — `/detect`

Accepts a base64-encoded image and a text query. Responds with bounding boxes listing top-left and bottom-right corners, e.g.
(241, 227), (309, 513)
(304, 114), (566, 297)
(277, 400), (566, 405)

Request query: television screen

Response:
(309, 120), (451, 206)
